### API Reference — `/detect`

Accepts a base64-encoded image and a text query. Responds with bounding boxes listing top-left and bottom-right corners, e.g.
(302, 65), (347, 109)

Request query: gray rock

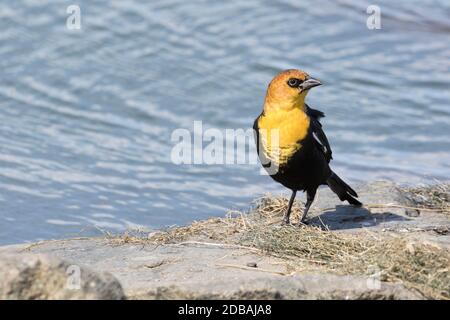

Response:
(0, 239), (422, 300)
(0, 181), (447, 300)
(0, 253), (125, 300)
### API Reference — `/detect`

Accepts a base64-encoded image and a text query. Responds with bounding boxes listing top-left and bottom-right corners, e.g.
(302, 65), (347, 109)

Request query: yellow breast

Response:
(258, 108), (310, 166)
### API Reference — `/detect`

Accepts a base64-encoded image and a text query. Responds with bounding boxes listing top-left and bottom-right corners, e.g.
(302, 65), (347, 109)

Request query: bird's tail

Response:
(327, 171), (362, 206)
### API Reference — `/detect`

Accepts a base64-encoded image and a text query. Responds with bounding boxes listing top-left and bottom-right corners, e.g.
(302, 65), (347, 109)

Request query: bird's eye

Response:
(287, 78), (301, 88)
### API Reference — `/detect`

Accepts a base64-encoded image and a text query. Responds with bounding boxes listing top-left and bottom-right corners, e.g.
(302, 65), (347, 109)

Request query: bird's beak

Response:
(299, 78), (322, 91)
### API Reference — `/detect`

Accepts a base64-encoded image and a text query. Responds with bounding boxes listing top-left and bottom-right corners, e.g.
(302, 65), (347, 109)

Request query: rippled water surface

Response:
(0, 0), (449, 244)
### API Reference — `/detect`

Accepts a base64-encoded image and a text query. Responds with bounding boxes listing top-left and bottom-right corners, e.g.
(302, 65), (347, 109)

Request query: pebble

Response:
(405, 209), (420, 217)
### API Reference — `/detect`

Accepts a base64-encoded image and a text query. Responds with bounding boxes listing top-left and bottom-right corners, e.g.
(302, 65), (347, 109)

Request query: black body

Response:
(254, 104), (361, 224)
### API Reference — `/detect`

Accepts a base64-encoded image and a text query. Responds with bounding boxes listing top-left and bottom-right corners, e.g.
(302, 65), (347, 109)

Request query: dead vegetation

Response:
(403, 183), (450, 215)
(112, 186), (450, 300)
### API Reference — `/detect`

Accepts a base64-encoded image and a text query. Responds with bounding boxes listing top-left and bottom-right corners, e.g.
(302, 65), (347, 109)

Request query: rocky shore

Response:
(1, 181), (449, 300)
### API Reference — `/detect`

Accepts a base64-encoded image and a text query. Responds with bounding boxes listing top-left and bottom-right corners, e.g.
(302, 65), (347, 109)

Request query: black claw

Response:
(297, 220), (309, 227)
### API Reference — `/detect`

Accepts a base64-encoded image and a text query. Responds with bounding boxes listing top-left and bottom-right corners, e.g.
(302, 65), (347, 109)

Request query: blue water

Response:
(0, 0), (449, 244)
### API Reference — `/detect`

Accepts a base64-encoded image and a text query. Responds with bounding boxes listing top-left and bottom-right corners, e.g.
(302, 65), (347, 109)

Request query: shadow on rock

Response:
(309, 205), (410, 230)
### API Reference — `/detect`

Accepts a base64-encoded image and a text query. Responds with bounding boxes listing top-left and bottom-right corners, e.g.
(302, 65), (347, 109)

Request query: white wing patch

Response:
(313, 131), (328, 154)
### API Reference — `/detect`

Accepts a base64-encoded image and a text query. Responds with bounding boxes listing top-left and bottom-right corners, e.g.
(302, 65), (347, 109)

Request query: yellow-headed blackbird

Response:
(254, 69), (361, 225)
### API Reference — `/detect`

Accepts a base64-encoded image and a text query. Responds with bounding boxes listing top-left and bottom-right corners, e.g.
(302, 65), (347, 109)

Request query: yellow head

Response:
(263, 69), (321, 112)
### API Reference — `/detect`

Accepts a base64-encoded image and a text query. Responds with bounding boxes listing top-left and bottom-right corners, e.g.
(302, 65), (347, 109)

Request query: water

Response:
(0, 0), (449, 244)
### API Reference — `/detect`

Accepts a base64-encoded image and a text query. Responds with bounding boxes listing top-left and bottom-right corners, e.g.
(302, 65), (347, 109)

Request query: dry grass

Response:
(112, 189), (450, 299)
(403, 183), (450, 214)
(241, 196), (450, 299)
(146, 217), (243, 244)
(141, 195), (304, 245)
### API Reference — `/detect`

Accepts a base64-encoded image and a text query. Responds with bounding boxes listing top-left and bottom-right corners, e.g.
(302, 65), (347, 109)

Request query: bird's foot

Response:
(296, 220), (309, 227)
(281, 219), (290, 226)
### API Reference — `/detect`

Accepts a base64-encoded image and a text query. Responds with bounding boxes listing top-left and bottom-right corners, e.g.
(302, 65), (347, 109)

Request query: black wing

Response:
(253, 113), (272, 168)
(306, 104), (325, 120)
(253, 114), (261, 155)
(306, 104), (333, 163)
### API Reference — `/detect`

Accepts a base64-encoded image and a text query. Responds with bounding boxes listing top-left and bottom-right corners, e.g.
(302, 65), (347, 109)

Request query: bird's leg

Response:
(298, 189), (317, 226)
(283, 190), (297, 225)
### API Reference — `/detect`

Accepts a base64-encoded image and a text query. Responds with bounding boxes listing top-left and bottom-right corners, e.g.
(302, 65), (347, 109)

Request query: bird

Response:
(253, 69), (361, 225)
